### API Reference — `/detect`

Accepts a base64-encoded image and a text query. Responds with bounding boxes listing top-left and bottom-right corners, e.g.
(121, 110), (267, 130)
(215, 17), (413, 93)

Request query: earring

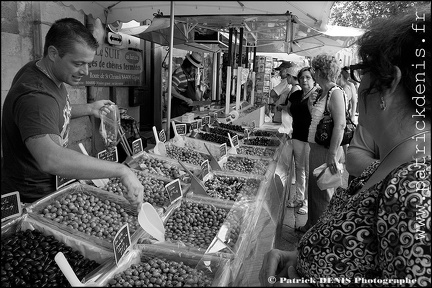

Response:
(380, 96), (386, 110)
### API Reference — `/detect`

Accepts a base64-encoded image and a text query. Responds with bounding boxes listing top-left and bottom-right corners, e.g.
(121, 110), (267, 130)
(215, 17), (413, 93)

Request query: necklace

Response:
(301, 87), (314, 102)
(36, 60), (52, 80)
(379, 130), (431, 164)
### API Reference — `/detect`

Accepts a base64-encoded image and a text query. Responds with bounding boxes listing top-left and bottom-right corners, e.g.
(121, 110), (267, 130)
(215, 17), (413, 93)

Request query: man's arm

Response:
(171, 89), (193, 105)
(25, 134), (143, 205)
(71, 100), (115, 119)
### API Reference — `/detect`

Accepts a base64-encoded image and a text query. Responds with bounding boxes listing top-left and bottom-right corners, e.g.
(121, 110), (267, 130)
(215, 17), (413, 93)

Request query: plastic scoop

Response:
(55, 252), (98, 287)
(152, 126), (167, 156)
(171, 121), (185, 147)
(227, 133), (237, 155)
(138, 202), (165, 242)
(78, 143), (108, 188)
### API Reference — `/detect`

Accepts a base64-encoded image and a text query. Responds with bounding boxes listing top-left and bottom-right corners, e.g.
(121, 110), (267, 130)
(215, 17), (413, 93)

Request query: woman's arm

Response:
(326, 89), (346, 174)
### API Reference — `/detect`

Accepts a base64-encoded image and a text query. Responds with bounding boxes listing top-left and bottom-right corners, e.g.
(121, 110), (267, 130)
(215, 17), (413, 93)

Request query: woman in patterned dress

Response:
(259, 4), (430, 286)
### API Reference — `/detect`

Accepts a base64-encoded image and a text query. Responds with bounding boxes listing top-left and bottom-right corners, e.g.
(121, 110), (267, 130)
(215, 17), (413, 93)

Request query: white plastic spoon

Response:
(171, 121), (185, 147)
(55, 252), (99, 287)
(152, 126), (167, 156)
(138, 202), (165, 242)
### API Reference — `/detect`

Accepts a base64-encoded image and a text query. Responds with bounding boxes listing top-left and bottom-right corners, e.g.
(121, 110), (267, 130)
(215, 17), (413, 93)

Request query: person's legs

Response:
(292, 139), (308, 204)
(298, 143), (334, 231)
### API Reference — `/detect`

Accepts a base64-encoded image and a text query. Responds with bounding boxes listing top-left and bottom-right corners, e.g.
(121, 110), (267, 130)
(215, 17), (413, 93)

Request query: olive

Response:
(4, 263), (12, 271)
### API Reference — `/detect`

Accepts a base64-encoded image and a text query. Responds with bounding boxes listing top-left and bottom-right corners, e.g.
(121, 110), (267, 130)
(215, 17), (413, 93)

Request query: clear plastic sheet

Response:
(1, 213), (113, 285)
(150, 142), (212, 167)
(101, 168), (190, 211)
(187, 170), (267, 203)
(94, 246), (231, 286)
(99, 104), (120, 152)
(25, 182), (142, 251)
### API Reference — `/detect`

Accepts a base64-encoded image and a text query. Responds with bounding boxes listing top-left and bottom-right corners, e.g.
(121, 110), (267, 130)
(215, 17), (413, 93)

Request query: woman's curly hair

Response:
(357, 3), (430, 118)
(311, 54), (341, 83)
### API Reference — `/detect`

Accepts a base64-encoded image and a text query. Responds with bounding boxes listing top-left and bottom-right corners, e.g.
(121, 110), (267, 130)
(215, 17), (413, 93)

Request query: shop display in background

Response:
(116, 108), (147, 162)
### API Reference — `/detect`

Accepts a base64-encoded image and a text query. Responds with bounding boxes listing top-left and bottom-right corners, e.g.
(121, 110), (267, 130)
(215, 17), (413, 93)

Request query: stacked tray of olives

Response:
(102, 169), (172, 208)
(1, 229), (100, 287)
(223, 155), (270, 176)
(203, 174), (262, 201)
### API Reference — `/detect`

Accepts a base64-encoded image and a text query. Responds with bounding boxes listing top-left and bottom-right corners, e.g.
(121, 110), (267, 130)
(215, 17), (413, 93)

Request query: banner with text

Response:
(79, 44), (143, 86)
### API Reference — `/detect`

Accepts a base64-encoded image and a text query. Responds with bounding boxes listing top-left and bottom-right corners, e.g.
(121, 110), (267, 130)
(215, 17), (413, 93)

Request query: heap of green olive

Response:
(107, 256), (213, 287)
(204, 175), (260, 201)
(223, 156), (269, 175)
(40, 193), (138, 242)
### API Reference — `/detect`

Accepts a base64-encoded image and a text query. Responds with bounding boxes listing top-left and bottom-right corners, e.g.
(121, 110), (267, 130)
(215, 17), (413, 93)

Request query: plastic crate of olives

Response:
(25, 182), (141, 251)
(242, 136), (282, 147)
(101, 168), (190, 210)
(1, 214), (112, 286)
(127, 151), (201, 183)
(158, 142), (211, 167)
(183, 136), (229, 157)
(219, 154), (274, 178)
(151, 197), (249, 256)
(188, 170), (267, 203)
(96, 246), (231, 287)
(234, 144), (279, 159)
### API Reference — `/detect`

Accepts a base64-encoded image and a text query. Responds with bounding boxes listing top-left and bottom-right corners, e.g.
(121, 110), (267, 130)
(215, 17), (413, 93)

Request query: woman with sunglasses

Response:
(293, 54), (347, 234)
(260, 4), (430, 286)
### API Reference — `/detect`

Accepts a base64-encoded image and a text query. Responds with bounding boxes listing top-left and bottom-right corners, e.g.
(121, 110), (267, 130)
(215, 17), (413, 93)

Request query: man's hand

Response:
(185, 98), (194, 106)
(89, 100), (115, 118)
(119, 168), (144, 208)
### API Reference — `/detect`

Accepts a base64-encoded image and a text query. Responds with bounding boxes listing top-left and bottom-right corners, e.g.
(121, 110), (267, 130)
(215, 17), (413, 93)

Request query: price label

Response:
(219, 143), (227, 158)
(175, 124), (187, 136)
(159, 129), (166, 143)
(190, 121), (198, 132)
(202, 116), (210, 125)
(165, 179), (183, 204)
(113, 223), (131, 266)
(201, 159), (210, 179)
(210, 112), (216, 122)
(98, 147), (119, 162)
(232, 135), (240, 148)
(197, 119), (203, 129)
(1, 191), (22, 222)
(55, 176), (76, 190)
(132, 138), (144, 155)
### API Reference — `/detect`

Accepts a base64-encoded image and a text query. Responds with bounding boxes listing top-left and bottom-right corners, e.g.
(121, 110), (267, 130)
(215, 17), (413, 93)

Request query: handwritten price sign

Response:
(175, 124), (187, 136)
(219, 143), (227, 158)
(201, 159), (210, 179)
(113, 223), (131, 266)
(159, 129), (167, 143)
(98, 147), (119, 162)
(55, 176), (76, 190)
(1, 192), (22, 222)
(202, 116), (210, 125)
(190, 121), (198, 132)
(165, 179), (183, 204)
(232, 135), (240, 148)
(132, 138), (144, 155)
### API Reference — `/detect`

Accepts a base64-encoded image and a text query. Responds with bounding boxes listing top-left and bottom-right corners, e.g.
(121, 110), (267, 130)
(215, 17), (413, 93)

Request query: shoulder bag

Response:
(314, 86), (356, 148)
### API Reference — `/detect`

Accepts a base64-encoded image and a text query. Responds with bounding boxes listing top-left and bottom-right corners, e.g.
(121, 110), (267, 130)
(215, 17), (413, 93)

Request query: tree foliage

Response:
(329, 1), (430, 28)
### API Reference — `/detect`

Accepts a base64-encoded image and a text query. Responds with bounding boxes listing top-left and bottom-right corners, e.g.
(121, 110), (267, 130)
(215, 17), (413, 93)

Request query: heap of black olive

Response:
(1, 229), (99, 287)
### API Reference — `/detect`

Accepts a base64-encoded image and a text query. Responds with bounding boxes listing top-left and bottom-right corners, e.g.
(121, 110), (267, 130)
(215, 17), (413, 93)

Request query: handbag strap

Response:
(323, 85), (349, 117)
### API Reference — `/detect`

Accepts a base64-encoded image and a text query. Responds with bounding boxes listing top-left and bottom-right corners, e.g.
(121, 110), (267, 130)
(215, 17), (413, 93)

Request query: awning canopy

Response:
(58, 1), (363, 56)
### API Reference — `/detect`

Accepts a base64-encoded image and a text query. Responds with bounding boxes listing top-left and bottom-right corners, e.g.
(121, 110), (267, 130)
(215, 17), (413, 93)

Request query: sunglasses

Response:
(349, 63), (369, 83)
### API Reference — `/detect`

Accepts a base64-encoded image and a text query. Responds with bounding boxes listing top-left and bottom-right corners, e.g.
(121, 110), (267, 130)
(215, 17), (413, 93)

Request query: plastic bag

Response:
(278, 109), (293, 137)
(313, 162), (345, 190)
(99, 104), (120, 152)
